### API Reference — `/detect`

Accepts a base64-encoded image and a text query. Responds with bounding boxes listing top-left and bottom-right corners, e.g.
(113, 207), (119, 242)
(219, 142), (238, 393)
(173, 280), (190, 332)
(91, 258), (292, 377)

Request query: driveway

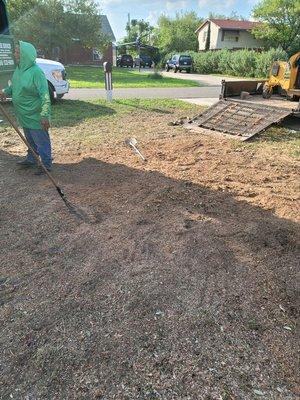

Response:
(161, 71), (251, 86)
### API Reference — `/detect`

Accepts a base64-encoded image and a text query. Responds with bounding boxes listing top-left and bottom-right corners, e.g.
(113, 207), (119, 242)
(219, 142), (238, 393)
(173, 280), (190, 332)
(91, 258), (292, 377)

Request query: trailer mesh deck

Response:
(185, 99), (293, 141)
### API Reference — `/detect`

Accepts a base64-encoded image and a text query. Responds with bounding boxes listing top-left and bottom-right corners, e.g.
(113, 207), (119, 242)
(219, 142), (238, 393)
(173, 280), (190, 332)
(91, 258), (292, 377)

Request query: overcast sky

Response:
(100, 0), (260, 41)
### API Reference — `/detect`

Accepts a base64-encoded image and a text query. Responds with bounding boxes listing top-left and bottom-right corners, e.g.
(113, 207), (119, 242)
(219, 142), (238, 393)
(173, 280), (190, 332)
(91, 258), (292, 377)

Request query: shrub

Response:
(162, 48), (289, 78)
(255, 48), (288, 78)
(218, 49), (233, 75)
(148, 72), (163, 80)
(230, 49), (257, 77)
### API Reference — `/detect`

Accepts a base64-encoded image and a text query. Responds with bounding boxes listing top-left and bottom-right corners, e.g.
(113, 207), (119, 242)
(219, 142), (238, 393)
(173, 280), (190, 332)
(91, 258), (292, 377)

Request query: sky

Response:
(100, 0), (260, 42)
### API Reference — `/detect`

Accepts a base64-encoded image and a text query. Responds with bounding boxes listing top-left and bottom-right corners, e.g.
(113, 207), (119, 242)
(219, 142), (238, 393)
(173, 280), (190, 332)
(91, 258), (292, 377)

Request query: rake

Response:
(124, 137), (146, 162)
(0, 102), (91, 223)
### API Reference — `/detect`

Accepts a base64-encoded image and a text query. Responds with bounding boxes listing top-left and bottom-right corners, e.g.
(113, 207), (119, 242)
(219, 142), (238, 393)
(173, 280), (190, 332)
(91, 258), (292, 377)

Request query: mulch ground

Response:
(0, 108), (299, 400)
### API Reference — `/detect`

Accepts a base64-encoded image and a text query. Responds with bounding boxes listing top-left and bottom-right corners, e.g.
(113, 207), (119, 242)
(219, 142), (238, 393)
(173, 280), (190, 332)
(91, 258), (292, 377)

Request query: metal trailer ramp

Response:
(184, 99), (293, 141)
(220, 79), (266, 98)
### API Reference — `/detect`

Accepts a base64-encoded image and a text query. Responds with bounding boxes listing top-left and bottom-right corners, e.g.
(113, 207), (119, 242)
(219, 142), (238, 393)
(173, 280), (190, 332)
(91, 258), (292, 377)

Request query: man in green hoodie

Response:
(1, 41), (52, 174)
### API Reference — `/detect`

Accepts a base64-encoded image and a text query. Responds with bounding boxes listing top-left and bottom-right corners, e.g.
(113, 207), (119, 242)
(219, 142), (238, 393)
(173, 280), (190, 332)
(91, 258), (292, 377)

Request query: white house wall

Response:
(215, 28), (263, 50)
(210, 22), (220, 50)
(197, 22), (220, 51)
(197, 23), (209, 51)
(197, 21), (263, 51)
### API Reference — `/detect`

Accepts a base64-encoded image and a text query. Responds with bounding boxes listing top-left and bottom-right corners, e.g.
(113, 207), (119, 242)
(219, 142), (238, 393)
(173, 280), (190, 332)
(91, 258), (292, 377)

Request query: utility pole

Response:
(138, 37), (141, 73)
(137, 23), (141, 73)
(127, 13), (131, 31)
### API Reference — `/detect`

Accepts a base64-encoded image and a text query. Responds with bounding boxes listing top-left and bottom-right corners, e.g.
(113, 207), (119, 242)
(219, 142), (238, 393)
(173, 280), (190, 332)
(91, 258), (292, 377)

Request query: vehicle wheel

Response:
(48, 82), (55, 104)
(286, 92), (297, 101)
(186, 69), (191, 73)
(174, 67), (178, 73)
(165, 65), (170, 72)
(262, 85), (272, 99)
(56, 94), (64, 100)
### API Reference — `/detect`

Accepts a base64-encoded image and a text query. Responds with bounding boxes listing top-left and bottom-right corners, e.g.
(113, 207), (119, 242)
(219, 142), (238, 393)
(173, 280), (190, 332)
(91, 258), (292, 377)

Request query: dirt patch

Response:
(0, 105), (299, 399)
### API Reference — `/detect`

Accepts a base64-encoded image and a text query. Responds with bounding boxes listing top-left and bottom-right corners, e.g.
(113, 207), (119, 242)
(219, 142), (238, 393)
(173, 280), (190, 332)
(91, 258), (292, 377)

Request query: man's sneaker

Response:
(34, 167), (51, 176)
(17, 160), (35, 168)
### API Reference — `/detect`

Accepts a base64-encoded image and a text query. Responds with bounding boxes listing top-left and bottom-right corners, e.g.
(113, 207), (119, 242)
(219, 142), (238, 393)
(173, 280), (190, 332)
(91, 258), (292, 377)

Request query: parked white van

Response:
(36, 58), (69, 102)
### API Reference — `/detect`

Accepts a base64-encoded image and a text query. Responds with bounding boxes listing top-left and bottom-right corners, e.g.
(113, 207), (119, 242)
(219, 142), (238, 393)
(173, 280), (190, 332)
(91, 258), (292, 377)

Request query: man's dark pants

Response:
(23, 128), (52, 169)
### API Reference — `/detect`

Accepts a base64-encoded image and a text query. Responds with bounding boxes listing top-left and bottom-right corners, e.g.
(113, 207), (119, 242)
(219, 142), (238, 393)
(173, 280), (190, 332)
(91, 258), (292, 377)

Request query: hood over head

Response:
(18, 41), (37, 70)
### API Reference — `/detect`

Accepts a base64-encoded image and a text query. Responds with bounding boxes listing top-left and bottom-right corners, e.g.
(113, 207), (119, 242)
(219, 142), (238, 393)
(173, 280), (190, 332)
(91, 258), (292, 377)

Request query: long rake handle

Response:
(130, 144), (146, 161)
(0, 102), (64, 197)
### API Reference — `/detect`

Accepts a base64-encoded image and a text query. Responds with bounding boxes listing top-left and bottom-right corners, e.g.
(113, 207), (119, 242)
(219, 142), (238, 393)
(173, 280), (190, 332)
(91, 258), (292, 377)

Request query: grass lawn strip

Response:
(66, 66), (200, 88)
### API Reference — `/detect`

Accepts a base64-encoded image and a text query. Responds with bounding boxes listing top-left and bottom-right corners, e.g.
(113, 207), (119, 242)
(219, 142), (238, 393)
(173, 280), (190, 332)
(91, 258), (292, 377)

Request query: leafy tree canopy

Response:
(153, 11), (202, 55)
(7, 0), (109, 57)
(252, 0), (300, 55)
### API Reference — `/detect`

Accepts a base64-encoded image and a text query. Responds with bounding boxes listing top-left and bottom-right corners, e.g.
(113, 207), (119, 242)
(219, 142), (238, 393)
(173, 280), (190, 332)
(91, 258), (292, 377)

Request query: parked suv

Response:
(36, 58), (69, 102)
(134, 55), (153, 68)
(165, 54), (193, 73)
(117, 54), (134, 68)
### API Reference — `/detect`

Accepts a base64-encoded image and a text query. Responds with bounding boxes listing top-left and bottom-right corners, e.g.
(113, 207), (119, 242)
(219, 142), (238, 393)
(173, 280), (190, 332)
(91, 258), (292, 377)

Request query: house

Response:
(60, 15), (116, 65)
(195, 19), (264, 51)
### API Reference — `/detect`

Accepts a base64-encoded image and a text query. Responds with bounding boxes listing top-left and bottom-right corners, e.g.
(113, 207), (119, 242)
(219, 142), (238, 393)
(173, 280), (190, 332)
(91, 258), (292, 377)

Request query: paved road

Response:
(64, 70), (254, 101)
(65, 86), (221, 100)
(63, 70), (231, 101)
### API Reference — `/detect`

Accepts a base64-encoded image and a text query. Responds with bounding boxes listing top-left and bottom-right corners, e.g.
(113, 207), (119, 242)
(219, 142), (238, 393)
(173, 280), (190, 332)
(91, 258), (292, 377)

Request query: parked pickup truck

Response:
(36, 58), (69, 102)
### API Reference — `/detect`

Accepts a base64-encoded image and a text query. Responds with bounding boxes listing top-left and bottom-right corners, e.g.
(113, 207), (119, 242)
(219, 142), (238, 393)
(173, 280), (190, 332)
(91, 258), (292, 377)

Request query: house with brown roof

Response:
(195, 19), (264, 51)
(59, 15), (116, 65)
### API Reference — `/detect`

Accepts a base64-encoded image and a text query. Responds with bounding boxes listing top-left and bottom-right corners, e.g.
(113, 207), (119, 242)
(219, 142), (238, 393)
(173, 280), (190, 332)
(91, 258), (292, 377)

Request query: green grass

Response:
(66, 66), (200, 89)
(0, 98), (201, 147)
(50, 98), (199, 128)
(47, 98), (201, 145)
(233, 125), (300, 158)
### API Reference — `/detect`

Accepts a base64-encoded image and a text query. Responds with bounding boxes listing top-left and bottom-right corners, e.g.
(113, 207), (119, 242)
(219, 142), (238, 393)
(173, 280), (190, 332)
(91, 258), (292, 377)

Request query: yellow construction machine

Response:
(262, 52), (300, 100)
(187, 52), (300, 142)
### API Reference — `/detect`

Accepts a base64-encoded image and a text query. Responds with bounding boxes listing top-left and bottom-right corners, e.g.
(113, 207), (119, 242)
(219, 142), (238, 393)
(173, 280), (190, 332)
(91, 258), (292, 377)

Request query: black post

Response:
(138, 43), (141, 73)
(103, 61), (113, 102)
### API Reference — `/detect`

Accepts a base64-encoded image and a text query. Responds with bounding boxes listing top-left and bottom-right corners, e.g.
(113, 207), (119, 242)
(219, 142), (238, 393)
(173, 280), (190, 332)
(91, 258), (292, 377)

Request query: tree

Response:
(6, 0), (39, 22)
(154, 12), (202, 55)
(252, 0), (300, 55)
(7, 0), (109, 57)
(208, 11), (246, 20)
(122, 19), (154, 45)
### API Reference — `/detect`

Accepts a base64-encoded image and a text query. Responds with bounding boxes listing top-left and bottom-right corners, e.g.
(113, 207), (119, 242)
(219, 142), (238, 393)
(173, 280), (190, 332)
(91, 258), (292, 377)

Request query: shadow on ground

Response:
(0, 149), (299, 399)
(280, 115), (300, 132)
(0, 100), (117, 129)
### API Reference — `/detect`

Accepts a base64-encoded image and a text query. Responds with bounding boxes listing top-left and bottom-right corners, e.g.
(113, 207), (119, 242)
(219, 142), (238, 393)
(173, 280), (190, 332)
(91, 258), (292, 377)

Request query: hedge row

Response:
(162, 48), (288, 78)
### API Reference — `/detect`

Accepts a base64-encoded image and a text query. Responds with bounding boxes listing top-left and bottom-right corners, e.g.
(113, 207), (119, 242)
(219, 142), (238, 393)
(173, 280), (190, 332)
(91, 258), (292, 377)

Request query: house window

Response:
(222, 30), (240, 42)
(93, 49), (103, 61)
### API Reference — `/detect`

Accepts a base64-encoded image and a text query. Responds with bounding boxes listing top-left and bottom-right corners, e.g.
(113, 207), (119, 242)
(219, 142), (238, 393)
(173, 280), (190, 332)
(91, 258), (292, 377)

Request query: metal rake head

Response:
(124, 137), (146, 162)
(125, 137), (138, 147)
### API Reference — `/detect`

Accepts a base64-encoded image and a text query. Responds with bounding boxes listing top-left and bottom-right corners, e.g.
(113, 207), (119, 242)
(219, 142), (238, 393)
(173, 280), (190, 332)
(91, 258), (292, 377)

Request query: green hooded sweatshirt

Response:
(4, 41), (51, 130)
